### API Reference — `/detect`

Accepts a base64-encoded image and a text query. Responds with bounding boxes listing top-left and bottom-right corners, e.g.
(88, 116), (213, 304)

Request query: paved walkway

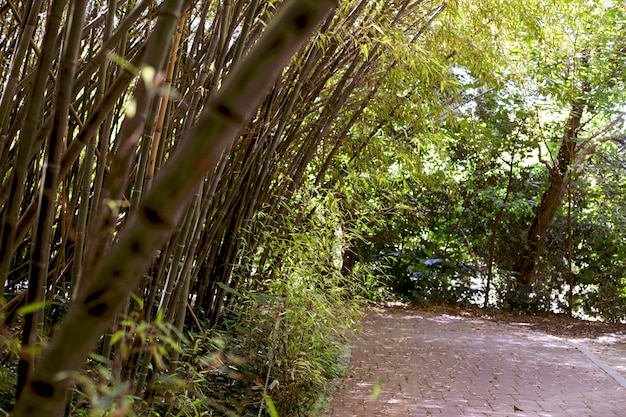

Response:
(328, 307), (626, 416)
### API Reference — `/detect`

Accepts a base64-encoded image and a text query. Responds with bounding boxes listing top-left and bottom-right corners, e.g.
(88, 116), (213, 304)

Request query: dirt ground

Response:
(413, 303), (626, 340)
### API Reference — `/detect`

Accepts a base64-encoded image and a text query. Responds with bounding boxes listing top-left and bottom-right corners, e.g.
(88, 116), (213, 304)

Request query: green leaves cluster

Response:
(326, 0), (626, 318)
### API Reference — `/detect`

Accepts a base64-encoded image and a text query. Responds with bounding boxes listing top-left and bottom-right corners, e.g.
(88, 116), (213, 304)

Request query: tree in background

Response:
(511, 1), (626, 296)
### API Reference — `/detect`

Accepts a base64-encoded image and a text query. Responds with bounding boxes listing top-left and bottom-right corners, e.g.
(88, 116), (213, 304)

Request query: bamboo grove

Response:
(0, 0), (469, 415)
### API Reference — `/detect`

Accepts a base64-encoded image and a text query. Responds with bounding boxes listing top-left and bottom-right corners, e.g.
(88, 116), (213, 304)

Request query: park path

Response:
(328, 307), (626, 417)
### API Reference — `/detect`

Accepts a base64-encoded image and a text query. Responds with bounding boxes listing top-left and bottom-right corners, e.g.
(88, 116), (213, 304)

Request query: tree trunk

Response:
(513, 96), (587, 287)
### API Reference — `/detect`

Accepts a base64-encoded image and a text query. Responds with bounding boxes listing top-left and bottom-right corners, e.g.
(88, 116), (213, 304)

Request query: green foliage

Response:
(69, 371), (138, 417)
(373, 250), (480, 306)
(137, 188), (365, 416)
(0, 364), (15, 415)
(333, 0), (626, 322)
(236, 190), (363, 415)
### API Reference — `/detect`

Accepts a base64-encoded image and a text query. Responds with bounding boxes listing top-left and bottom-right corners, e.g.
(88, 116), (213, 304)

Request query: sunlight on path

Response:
(328, 307), (626, 417)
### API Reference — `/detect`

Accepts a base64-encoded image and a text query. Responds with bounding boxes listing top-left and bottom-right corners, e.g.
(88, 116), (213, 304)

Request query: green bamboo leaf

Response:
(155, 308), (164, 324)
(217, 281), (240, 296)
(371, 380), (382, 400)
(136, 321), (150, 334)
(360, 43), (369, 60)
(131, 293), (144, 310)
(108, 51), (139, 75)
(110, 329), (126, 346)
(162, 336), (183, 353)
(17, 301), (47, 316)
(264, 395), (279, 417)
(371, 23), (384, 35)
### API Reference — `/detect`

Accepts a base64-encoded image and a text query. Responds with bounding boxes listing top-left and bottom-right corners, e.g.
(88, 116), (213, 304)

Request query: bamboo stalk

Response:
(146, 10), (187, 189)
(70, 0), (118, 300)
(16, 0), (91, 398)
(0, 0), (45, 136)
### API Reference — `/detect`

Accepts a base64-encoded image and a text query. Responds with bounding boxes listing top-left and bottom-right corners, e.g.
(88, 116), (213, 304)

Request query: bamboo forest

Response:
(0, 0), (625, 416)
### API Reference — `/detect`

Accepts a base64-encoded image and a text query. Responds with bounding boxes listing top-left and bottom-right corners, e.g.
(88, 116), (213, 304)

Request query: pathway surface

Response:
(328, 307), (626, 417)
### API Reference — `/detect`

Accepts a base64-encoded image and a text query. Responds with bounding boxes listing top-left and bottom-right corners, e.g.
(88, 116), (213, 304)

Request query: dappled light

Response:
(329, 307), (626, 416)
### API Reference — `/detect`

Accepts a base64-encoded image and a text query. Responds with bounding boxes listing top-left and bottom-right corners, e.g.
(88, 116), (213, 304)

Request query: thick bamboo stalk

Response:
(81, 0), (188, 282)
(16, 0), (91, 398)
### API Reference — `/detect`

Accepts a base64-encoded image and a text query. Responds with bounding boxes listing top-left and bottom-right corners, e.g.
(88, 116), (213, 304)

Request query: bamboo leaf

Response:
(108, 51), (139, 75)
(131, 293), (144, 310)
(217, 281), (240, 296)
(264, 395), (279, 417)
(17, 301), (47, 316)
(110, 330), (126, 346)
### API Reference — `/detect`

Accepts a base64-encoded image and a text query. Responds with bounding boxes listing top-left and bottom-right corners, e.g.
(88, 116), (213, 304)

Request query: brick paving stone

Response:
(327, 307), (626, 417)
